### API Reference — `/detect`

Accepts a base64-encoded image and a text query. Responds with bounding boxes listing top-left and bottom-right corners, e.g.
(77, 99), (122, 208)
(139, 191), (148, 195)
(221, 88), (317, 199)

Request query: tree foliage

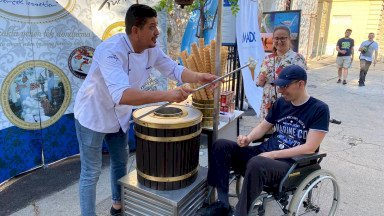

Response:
(154, 0), (240, 16)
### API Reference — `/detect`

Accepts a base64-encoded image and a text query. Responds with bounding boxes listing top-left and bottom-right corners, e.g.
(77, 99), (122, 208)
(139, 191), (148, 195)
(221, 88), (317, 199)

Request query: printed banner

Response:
(0, 0), (168, 183)
(261, 10), (301, 52)
(236, 0), (264, 116)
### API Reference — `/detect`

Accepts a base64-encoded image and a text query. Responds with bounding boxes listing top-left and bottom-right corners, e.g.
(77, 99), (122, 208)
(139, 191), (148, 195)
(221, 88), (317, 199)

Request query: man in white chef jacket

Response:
(74, 4), (217, 216)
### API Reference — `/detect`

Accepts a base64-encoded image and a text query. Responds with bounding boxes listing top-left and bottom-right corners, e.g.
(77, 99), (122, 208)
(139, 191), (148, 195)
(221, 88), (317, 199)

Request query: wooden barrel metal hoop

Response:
(133, 105), (202, 190)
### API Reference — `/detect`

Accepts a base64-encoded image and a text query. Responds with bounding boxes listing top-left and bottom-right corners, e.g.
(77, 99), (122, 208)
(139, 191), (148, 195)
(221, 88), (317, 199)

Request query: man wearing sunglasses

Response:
(197, 65), (330, 216)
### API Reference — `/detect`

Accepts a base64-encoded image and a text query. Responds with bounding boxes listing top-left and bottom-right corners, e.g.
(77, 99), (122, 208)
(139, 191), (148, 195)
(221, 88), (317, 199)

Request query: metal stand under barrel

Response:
(119, 167), (208, 216)
(119, 105), (206, 215)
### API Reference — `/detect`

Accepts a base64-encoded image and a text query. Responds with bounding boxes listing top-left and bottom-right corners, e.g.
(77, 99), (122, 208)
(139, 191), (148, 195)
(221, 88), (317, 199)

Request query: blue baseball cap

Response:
(271, 65), (307, 87)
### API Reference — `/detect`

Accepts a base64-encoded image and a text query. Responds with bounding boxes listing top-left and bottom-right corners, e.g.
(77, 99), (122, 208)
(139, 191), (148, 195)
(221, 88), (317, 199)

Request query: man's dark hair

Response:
(125, 4), (157, 35)
(346, 29), (352, 32)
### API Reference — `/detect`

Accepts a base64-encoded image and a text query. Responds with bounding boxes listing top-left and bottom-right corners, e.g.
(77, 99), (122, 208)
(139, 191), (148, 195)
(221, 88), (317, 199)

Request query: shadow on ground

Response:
(0, 155), (110, 216)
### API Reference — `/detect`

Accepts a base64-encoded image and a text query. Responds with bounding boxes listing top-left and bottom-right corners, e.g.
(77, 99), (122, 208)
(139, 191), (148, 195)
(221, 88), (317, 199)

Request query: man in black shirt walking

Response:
(336, 29), (354, 85)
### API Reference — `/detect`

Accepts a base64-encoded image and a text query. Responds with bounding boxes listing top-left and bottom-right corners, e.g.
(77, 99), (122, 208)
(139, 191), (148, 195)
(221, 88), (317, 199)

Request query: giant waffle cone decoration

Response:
(199, 38), (206, 72)
(220, 47), (229, 77)
(191, 43), (205, 73)
(181, 51), (201, 100)
(179, 39), (230, 124)
(210, 40), (216, 74)
(187, 55), (207, 100)
(204, 46), (211, 75)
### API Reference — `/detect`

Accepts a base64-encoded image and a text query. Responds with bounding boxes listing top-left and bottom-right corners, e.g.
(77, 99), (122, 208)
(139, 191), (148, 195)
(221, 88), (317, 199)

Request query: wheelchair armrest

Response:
(277, 153), (326, 195)
(291, 152), (327, 164)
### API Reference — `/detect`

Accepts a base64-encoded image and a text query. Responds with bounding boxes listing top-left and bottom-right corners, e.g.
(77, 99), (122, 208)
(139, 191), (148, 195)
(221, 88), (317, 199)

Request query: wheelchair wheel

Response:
(288, 169), (340, 216)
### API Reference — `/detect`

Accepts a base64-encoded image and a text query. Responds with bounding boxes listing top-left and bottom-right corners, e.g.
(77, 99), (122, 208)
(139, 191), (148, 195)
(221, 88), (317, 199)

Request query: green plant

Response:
(154, 0), (240, 38)
(228, 0), (239, 15)
(154, 0), (239, 15)
(154, 0), (174, 13)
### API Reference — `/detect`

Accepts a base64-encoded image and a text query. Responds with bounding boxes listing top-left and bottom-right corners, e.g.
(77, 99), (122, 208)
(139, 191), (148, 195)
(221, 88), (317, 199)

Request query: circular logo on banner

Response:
(68, 46), (95, 79)
(102, 21), (126, 40)
(0, 0), (76, 23)
(1, 61), (71, 130)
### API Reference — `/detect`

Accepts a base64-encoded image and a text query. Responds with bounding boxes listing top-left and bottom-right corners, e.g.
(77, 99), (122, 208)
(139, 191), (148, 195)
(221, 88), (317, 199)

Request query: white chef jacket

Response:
(74, 33), (184, 133)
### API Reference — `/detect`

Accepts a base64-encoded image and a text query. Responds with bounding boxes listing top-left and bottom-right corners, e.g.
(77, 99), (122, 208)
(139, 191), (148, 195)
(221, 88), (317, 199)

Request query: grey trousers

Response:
(359, 59), (372, 84)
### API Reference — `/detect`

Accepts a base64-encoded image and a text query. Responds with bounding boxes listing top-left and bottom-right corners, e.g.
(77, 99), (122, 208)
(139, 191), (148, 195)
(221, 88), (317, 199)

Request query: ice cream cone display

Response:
(204, 47), (211, 75)
(187, 54), (208, 100)
(178, 39), (230, 127)
(198, 38), (205, 71)
(186, 56), (204, 100)
(203, 46), (214, 99)
(210, 40), (216, 74)
(192, 43), (214, 100)
(191, 43), (205, 73)
(220, 47), (229, 77)
(181, 52), (200, 100)
(198, 38), (205, 49)
(180, 50), (189, 67)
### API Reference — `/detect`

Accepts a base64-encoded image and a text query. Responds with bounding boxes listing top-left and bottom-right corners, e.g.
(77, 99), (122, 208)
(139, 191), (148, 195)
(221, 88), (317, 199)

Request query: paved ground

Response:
(1, 56), (384, 216)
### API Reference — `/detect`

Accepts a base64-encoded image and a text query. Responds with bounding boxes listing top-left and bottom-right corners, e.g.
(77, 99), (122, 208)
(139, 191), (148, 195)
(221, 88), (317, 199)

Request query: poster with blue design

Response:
(261, 10), (301, 52)
(0, 0), (166, 184)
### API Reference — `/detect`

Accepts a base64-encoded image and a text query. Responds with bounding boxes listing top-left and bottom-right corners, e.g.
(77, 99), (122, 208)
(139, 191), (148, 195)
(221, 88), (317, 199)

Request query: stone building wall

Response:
(263, 0), (319, 59)
(377, 1), (384, 61)
(291, 0), (319, 59)
(262, 0), (289, 12)
(165, 5), (190, 60)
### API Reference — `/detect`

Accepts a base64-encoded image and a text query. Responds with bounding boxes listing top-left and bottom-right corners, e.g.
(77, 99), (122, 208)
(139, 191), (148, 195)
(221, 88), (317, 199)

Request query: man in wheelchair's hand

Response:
(237, 135), (251, 147)
(237, 133), (277, 159)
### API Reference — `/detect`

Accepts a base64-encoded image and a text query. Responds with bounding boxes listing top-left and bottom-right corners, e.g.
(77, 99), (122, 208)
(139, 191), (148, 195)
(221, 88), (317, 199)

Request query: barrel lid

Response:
(133, 104), (202, 129)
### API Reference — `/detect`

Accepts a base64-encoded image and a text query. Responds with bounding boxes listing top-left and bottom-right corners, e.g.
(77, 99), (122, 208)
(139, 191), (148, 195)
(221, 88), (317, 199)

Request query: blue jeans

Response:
(75, 120), (128, 216)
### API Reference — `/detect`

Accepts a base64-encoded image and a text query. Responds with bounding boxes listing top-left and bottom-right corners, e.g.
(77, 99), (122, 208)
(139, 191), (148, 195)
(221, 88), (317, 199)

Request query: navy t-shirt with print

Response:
(259, 97), (330, 152)
(337, 38), (354, 57)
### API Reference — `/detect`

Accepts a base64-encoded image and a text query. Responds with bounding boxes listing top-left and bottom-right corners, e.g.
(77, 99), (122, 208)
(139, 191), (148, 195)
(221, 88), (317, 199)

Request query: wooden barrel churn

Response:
(132, 105), (202, 190)
(191, 98), (214, 128)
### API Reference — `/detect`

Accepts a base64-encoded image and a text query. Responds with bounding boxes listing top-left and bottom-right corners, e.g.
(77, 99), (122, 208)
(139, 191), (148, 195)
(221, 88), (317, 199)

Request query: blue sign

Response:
(260, 10), (301, 52)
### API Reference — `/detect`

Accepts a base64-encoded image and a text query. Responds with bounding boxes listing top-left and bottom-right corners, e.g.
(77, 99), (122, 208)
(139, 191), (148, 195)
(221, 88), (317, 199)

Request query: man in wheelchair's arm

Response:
(196, 65), (330, 216)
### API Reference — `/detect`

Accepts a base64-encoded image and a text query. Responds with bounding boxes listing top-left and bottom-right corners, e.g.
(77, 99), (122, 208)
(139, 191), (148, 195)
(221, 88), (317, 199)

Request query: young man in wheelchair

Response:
(197, 65), (330, 216)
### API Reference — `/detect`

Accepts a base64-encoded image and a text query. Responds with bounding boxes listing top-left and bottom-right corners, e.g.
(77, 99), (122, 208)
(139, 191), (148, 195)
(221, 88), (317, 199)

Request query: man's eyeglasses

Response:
(273, 37), (289, 42)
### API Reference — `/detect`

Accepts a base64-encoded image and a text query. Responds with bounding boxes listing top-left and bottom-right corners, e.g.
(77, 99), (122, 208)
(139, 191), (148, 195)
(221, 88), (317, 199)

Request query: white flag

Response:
(236, 0), (265, 116)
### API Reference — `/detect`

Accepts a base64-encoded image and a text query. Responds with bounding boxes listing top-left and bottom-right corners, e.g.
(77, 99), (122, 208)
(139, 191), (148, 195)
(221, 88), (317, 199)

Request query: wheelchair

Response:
(206, 119), (341, 215)
(228, 152), (340, 216)
(225, 133), (340, 216)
